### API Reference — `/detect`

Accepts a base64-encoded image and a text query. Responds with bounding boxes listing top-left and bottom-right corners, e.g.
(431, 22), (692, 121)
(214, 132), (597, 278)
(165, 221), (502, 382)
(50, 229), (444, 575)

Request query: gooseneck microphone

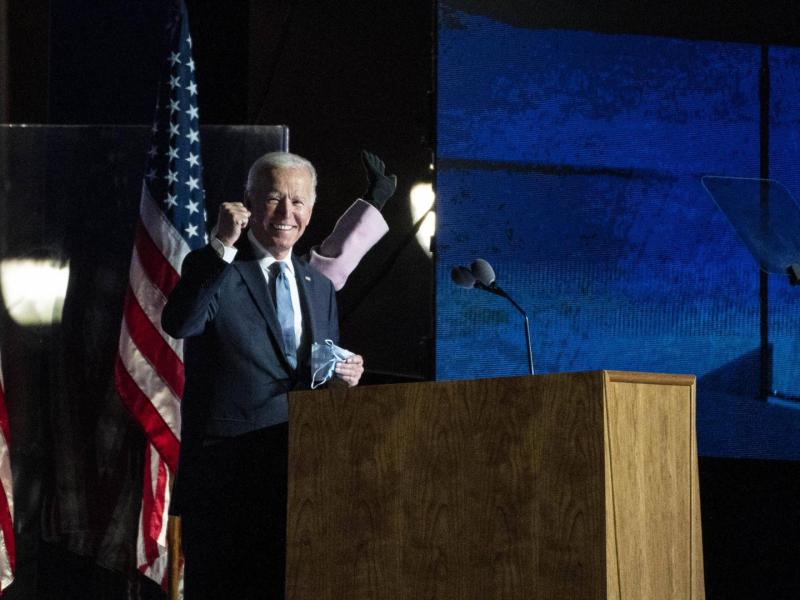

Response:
(451, 259), (535, 375)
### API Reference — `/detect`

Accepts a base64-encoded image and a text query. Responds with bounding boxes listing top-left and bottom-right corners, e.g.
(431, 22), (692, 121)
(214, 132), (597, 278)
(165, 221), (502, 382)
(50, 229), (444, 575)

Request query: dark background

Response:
(3, 1), (800, 598)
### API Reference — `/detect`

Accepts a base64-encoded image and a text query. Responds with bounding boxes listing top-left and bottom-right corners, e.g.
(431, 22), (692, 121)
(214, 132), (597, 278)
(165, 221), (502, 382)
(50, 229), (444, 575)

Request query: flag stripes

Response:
(0, 354), (15, 592)
(115, 1), (206, 588)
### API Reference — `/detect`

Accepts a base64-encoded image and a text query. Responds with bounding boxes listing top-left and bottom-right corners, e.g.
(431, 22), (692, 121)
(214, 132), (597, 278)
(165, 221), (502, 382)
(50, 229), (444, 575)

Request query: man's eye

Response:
(292, 199), (305, 206)
(266, 197), (280, 204)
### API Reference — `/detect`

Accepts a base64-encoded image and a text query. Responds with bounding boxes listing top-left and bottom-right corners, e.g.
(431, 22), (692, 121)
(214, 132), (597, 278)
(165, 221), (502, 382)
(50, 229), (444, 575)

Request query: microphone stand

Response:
(475, 281), (534, 375)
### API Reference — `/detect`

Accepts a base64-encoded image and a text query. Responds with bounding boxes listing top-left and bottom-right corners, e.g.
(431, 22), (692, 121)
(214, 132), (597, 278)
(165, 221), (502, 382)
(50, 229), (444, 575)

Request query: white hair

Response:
(245, 151), (317, 201)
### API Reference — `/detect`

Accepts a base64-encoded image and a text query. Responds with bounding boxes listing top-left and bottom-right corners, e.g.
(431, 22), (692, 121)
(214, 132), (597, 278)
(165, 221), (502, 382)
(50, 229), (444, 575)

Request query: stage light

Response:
(410, 182), (435, 257)
(0, 258), (70, 326)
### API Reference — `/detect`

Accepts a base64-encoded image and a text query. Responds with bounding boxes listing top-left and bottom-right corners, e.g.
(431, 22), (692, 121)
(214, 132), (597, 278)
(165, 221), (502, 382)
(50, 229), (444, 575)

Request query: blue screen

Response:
(436, 7), (800, 459)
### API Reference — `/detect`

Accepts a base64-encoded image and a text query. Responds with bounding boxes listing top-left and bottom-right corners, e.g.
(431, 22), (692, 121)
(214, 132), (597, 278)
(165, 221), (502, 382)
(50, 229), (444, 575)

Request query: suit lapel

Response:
(293, 256), (320, 346)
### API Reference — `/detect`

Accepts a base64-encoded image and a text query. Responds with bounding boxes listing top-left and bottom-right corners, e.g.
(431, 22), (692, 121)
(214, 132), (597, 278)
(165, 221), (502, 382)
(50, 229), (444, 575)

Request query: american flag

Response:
(115, 0), (205, 588)
(0, 353), (14, 592)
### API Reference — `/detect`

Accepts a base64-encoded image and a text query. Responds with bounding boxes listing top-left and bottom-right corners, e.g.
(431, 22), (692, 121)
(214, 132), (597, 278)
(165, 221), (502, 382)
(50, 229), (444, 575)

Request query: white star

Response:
(170, 75), (181, 89)
(165, 170), (178, 184)
(186, 35), (192, 48)
(187, 58), (195, 72)
(187, 129), (199, 143)
(187, 152), (200, 167)
(168, 146), (179, 160)
(204, 232), (209, 244)
(145, 168), (157, 181)
(151, 121), (159, 134)
(147, 145), (158, 158)
(186, 176), (200, 191)
(164, 193), (178, 208)
(185, 223), (198, 238)
(185, 200), (199, 215)
(203, 209), (208, 220)
(169, 122), (180, 137)
(187, 105), (199, 120)
(169, 51), (182, 66)
(170, 99), (181, 113)
(187, 81), (198, 96)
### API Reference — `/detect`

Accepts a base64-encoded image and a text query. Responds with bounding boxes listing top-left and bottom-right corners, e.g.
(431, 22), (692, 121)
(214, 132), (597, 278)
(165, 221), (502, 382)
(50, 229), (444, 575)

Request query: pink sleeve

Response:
(309, 199), (389, 291)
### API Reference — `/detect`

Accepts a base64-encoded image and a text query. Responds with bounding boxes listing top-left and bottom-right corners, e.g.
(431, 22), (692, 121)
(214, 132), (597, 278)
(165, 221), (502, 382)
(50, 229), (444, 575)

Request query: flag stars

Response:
(186, 35), (192, 48)
(187, 129), (199, 143)
(185, 200), (200, 215)
(168, 146), (179, 160)
(187, 58), (195, 72)
(187, 105), (199, 120)
(164, 193), (178, 209)
(170, 99), (181, 113)
(186, 152), (200, 167)
(169, 122), (180, 137)
(170, 75), (181, 89)
(185, 223), (199, 238)
(168, 51), (182, 66)
(147, 145), (158, 158)
(186, 81), (198, 96)
(165, 170), (179, 184)
(145, 168), (157, 182)
(186, 176), (200, 191)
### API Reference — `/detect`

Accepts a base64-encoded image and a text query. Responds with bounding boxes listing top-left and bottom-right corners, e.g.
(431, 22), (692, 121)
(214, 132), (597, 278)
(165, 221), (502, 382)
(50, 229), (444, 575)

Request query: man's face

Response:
(246, 166), (314, 259)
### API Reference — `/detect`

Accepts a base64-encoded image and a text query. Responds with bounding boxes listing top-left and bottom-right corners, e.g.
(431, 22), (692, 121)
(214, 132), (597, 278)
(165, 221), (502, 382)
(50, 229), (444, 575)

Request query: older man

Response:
(163, 152), (364, 599)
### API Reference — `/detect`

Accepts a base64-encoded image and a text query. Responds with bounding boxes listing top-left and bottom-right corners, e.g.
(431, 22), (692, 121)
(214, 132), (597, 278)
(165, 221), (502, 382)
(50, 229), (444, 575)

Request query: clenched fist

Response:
(216, 202), (252, 247)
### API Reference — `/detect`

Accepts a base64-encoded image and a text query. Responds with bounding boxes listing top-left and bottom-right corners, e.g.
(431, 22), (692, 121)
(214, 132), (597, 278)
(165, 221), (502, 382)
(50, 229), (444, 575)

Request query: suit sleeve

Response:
(308, 199), (389, 291)
(162, 244), (231, 339)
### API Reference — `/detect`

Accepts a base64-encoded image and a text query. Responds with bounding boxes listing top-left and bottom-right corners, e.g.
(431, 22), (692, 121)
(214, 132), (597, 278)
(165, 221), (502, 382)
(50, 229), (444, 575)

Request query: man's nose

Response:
(274, 198), (290, 216)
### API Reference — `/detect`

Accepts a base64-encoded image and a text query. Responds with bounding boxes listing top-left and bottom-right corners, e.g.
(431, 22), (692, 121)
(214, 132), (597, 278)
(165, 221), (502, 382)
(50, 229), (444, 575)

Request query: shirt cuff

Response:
(210, 237), (238, 263)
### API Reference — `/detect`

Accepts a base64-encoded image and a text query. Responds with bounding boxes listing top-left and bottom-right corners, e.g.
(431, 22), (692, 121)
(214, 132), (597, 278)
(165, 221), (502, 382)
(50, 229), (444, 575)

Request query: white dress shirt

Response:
(211, 231), (303, 348)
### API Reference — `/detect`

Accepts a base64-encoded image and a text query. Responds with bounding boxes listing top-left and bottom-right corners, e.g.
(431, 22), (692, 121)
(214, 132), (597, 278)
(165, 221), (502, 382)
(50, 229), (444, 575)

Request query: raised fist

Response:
(215, 202), (251, 247)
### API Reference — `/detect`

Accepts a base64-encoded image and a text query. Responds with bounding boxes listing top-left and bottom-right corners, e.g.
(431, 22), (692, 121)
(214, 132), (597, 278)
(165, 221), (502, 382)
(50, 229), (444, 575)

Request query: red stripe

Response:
(122, 288), (185, 398)
(134, 221), (180, 297)
(138, 451), (169, 584)
(115, 357), (180, 472)
(139, 445), (159, 569)
(0, 474), (14, 578)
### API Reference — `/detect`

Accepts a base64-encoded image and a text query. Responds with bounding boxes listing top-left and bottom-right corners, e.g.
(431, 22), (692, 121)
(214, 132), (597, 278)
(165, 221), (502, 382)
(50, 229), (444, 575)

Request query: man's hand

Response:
(361, 150), (397, 211)
(334, 354), (364, 387)
(216, 202), (252, 247)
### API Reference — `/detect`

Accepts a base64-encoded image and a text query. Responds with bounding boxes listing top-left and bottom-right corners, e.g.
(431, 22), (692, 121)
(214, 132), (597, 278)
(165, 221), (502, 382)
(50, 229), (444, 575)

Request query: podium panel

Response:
(287, 371), (704, 600)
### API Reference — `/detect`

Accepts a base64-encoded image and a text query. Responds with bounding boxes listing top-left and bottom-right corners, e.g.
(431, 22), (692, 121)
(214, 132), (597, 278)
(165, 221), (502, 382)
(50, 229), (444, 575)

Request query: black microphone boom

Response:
(452, 259), (535, 375)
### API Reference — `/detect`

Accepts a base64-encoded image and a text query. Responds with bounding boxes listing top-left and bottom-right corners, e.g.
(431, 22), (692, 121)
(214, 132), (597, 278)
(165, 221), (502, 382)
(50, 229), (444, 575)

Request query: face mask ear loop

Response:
(311, 358), (337, 389)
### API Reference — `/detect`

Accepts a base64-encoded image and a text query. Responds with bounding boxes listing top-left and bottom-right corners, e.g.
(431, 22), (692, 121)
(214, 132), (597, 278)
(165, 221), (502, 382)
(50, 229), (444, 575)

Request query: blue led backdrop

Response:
(435, 6), (800, 459)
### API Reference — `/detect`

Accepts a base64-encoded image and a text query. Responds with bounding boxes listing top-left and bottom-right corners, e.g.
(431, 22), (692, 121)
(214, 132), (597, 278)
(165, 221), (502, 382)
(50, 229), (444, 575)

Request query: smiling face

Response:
(245, 166), (315, 260)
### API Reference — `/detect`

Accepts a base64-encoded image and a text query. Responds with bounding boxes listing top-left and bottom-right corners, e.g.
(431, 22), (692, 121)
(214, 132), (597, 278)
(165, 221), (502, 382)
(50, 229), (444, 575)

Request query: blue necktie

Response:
(271, 262), (297, 368)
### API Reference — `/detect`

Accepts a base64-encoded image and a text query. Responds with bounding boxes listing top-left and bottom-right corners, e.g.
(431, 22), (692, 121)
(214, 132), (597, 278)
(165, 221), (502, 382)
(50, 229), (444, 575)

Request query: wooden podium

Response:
(286, 371), (704, 599)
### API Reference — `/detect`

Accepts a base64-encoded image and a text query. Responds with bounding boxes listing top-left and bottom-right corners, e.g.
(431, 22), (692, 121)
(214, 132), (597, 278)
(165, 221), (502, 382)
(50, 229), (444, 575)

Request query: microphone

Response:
(470, 259), (495, 286)
(451, 265), (477, 289)
(451, 258), (535, 375)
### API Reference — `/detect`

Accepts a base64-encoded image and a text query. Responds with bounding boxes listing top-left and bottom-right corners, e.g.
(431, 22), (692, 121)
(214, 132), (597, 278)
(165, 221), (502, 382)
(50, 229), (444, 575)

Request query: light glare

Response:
(410, 182), (435, 256)
(0, 258), (70, 326)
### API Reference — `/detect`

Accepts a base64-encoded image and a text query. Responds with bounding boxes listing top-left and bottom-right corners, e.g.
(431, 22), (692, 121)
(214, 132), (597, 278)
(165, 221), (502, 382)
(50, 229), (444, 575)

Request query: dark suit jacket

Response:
(162, 239), (339, 511)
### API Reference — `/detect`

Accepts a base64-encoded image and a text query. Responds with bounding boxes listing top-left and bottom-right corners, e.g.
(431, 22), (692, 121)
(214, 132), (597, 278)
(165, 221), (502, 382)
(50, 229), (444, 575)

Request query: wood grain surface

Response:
(286, 371), (704, 600)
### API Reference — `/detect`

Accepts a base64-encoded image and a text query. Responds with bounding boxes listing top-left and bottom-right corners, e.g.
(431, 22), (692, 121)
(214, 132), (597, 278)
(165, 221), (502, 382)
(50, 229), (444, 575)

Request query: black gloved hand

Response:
(361, 150), (397, 211)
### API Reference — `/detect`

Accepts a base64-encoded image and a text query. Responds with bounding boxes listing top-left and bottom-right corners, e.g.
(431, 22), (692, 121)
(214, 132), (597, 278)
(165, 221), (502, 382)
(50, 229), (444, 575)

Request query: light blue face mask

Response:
(310, 339), (354, 389)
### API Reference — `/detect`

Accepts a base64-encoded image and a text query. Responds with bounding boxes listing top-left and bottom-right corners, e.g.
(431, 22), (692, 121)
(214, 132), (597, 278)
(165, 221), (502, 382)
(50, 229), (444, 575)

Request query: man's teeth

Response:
(271, 224), (293, 230)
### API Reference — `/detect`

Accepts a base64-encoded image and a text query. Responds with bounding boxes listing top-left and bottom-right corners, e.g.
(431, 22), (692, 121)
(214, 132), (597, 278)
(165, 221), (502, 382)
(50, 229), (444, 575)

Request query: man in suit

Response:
(162, 151), (364, 599)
